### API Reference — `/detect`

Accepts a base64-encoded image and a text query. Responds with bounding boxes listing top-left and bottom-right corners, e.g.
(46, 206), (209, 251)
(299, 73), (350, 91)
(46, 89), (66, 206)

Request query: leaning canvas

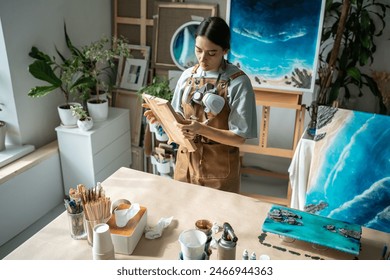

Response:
(305, 106), (390, 233)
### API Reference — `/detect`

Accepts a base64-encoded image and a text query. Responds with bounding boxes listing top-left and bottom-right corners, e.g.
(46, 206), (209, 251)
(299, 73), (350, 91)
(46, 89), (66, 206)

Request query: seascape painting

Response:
(305, 106), (390, 233)
(226, 0), (325, 92)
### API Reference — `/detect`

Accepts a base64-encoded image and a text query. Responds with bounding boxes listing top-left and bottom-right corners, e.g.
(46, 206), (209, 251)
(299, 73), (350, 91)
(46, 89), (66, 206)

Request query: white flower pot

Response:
(87, 98), (109, 122)
(57, 102), (80, 127)
(156, 160), (171, 174)
(77, 117), (93, 131)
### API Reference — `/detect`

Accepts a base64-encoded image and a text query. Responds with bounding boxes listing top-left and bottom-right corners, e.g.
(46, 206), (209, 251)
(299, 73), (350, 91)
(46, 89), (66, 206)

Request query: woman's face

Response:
(195, 36), (227, 72)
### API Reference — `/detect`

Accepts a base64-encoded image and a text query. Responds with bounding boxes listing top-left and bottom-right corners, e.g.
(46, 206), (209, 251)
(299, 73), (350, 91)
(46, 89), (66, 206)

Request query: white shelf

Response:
(0, 145), (35, 168)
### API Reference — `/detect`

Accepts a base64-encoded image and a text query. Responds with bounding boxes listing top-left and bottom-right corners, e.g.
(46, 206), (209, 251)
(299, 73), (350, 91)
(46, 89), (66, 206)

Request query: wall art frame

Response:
(120, 58), (148, 91)
(226, 0), (325, 93)
(152, 2), (217, 70)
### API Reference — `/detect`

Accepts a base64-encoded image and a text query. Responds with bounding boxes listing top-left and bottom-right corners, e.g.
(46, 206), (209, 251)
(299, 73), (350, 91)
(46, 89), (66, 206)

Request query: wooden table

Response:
(4, 167), (389, 260)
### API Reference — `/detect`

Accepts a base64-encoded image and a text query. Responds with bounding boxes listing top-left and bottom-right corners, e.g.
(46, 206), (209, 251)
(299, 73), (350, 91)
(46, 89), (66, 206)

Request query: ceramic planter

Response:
(153, 123), (169, 142)
(0, 121), (6, 152)
(87, 98), (108, 122)
(57, 102), (80, 127)
(77, 117), (93, 131)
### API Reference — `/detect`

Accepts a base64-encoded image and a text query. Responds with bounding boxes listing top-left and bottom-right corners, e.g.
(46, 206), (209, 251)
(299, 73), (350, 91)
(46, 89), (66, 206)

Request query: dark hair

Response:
(195, 17), (230, 50)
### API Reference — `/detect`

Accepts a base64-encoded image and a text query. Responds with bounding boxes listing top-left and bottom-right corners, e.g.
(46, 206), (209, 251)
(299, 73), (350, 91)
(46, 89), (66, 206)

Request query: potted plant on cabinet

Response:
(64, 27), (130, 121)
(28, 45), (84, 127)
(70, 104), (93, 131)
(28, 23), (131, 125)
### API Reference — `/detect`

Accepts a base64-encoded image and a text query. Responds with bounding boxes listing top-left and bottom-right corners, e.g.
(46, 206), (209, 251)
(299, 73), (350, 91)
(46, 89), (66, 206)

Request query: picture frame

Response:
(115, 44), (151, 88)
(226, 0), (325, 93)
(120, 58), (148, 91)
(126, 44), (151, 61)
(152, 2), (217, 70)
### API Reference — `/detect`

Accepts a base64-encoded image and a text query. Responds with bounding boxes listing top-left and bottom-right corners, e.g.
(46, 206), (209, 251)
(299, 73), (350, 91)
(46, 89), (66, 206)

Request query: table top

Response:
(5, 167), (389, 260)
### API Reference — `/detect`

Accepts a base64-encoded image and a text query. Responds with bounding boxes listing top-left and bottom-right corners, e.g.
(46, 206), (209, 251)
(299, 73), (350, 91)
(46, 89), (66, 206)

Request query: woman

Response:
(145, 16), (258, 193)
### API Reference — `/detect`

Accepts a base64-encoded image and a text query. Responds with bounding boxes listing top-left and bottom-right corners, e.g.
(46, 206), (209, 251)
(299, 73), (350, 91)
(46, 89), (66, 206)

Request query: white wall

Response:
(0, 147), (63, 246)
(0, 0), (111, 149)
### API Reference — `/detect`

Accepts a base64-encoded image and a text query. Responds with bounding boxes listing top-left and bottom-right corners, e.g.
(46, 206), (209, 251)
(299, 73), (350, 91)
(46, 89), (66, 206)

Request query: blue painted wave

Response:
(306, 110), (390, 233)
(228, 0), (323, 79)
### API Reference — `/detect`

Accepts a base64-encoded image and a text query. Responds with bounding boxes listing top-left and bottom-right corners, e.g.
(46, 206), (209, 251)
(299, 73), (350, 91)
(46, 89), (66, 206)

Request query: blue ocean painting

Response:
(305, 107), (390, 233)
(227, 0), (324, 92)
(262, 205), (362, 255)
(171, 23), (198, 71)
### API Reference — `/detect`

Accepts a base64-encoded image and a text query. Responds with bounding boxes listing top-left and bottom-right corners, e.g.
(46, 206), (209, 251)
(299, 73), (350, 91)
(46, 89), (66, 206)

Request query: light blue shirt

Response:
(171, 63), (258, 139)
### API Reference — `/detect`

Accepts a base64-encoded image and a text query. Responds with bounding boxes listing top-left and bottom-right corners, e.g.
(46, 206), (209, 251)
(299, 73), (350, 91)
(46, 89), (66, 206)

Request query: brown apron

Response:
(174, 65), (244, 193)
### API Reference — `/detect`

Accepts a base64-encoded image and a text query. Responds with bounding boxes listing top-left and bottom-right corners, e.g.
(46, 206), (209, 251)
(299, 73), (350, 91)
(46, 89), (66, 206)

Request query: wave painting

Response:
(305, 106), (390, 233)
(227, 0), (325, 92)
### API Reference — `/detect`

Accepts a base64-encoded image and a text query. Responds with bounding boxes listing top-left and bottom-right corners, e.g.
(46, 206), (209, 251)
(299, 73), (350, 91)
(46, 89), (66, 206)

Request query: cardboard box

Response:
(107, 205), (147, 255)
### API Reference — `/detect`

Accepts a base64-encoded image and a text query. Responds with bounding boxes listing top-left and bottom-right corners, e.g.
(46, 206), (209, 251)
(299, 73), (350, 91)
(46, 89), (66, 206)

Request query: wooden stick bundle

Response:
(71, 183), (111, 221)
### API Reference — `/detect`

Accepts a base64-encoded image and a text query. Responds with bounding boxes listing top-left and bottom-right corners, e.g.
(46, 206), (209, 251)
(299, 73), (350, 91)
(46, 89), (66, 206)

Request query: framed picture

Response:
(120, 58), (148, 91)
(152, 2), (217, 70)
(115, 44), (151, 88)
(227, 0), (325, 93)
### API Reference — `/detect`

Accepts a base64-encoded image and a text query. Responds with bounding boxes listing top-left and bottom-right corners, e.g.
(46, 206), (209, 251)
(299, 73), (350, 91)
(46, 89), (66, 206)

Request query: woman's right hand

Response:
(142, 103), (158, 124)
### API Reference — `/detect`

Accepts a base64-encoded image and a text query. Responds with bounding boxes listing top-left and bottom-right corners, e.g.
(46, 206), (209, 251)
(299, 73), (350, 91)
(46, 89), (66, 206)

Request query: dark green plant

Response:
(137, 76), (174, 101)
(317, 0), (390, 113)
(28, 23), (130, 106)
(28, 44), (85, 106)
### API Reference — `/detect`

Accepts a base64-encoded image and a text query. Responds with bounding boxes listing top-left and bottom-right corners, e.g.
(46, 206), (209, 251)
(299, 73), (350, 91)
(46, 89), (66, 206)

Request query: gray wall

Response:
(0, 0), (111, 149)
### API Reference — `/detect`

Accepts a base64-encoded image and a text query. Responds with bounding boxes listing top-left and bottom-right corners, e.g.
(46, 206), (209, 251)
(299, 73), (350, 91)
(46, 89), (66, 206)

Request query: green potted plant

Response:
(67, 33), (130, 121)
(70, 104), (93, 131)
(28, 23), (131, 124)
(28, 44), (84, 127)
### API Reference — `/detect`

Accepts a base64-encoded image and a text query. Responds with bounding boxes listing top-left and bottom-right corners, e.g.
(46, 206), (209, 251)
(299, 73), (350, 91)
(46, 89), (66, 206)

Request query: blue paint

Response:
(262, 205), (362, 255)
(306, 109), (390, 233)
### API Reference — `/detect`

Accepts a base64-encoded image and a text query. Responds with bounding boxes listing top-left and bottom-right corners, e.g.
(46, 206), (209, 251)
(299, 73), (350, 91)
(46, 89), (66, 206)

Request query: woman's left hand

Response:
(176, 121), (200, 139)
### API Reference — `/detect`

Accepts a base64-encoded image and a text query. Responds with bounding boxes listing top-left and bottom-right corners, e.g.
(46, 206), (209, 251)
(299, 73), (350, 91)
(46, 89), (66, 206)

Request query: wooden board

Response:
(142, 93), (196, 152)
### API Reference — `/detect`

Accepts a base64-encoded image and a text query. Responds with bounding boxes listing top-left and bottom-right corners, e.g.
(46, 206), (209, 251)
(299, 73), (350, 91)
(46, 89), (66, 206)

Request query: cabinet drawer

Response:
(93, 131), (131, 174)
(91, 110), (130, 154)
(95, 149), (132, 184)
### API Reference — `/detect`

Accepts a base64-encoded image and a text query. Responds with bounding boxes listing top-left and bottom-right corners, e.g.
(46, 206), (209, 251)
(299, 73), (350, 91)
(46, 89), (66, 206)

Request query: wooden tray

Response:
(142, 93), (196, 152)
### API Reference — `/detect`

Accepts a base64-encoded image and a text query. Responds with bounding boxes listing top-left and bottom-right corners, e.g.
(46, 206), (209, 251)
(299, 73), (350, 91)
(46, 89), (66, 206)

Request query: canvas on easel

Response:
(142, 93), (197, 152)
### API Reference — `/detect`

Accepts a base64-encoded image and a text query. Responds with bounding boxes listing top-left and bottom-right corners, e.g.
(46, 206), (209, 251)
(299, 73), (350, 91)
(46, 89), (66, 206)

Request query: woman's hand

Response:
(142, 103), (158, 124)
(176, 121), (201, 139)
(176, 120), (245, 147)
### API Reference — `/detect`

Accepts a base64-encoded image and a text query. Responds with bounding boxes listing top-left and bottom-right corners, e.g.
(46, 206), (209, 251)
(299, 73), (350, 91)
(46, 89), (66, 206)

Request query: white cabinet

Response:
(56, 107), (132, 195)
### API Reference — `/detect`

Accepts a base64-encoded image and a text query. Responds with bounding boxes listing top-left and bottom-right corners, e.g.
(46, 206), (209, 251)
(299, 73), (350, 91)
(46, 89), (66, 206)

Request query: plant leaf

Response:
(28, 85), (59, 97)
(28, 60), (62, 86)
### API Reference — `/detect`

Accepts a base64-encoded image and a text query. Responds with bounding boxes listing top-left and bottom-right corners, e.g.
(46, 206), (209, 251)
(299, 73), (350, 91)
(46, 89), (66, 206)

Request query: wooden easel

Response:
(240, 88), (306, 206)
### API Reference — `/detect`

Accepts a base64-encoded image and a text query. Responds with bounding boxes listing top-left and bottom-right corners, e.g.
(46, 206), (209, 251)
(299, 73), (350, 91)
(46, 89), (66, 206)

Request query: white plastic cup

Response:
(259, 254), (271, 260)
(179, 229), (207, 260)
(92, 223), (115, 260)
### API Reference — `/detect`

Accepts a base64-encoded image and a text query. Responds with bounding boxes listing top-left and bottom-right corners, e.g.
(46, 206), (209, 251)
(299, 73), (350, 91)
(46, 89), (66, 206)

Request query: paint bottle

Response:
(217, 222), (238, 260)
